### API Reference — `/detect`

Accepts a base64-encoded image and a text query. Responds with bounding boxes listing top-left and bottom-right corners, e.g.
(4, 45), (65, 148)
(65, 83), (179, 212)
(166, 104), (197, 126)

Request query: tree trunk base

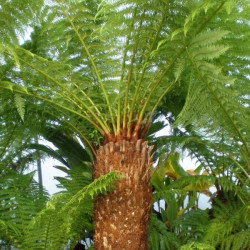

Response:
(93, 140), (153, 250)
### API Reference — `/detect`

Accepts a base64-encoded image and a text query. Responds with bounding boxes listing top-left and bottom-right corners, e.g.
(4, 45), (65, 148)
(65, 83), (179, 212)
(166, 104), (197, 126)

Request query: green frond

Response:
(183, 0), (230, 36)
(191, 45), (229, 61)
(14, 93), (25, 121)
(204, 201), (249, 249)
(0, 0), (43, 44)
(176, 209), (210, 244)
(0, 166), (49, 247)
(22, 171), (122, 249)
(175, 48), (249, 157)
(180, 242), (215, 250)
(189, 30), (230, 48)
(0, 79), (106, 135)
(0, 219), (21, 245)
(220, 229), (250, 250)
(148, 213), (180, 250)
(174, 58), (186, 82)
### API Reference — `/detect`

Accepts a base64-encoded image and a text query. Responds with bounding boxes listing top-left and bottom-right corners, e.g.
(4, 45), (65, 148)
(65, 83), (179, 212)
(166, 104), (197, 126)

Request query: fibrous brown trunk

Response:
(93, 139), (153, 249)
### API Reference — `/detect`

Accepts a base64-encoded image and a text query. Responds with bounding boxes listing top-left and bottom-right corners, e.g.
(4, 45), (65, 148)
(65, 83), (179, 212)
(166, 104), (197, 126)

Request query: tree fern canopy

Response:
(0, 0), (249, 249)
(0, 0), (249, 145)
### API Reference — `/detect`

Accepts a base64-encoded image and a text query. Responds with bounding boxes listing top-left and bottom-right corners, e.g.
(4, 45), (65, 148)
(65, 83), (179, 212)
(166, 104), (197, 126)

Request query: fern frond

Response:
(0, 166), (49, 247)
(22, 171), (122, 249)
(57, 0), (116, 132)
(148, 213), (180, 250)
(183, 0), (226, 36)
(175, 209), (210, 244)
(189, 30), (230, 48)
(0, 0), (43, 44)
(172, 1), (250, 160)
(176, 48), (249, 157)
(0, 219), (21, 246)
(14, 93), (25, 121)
(220, 229), (250, 250)
(0, 80), (106, 135)
(174, 58), (186, 82)
(180, 242), (215, 250)
(191, 45), (229, 61)
(204, 201), (249, 249)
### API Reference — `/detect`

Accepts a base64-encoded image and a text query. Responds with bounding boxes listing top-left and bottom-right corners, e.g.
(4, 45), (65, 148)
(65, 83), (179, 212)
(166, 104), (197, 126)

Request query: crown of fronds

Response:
(0, 0), (249, 149)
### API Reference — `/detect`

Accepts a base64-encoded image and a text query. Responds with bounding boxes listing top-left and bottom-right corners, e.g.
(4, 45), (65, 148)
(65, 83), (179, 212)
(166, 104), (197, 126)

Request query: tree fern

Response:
(0, 0), (249, 249)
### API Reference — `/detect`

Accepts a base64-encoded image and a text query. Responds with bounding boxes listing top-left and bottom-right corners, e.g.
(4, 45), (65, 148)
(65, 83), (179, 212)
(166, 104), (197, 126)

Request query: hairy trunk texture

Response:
(93, 140), (153, 249)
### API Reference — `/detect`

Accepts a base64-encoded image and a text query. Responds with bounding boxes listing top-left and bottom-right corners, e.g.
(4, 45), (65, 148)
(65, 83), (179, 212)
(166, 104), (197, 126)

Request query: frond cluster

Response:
(22, 171), (121, 249)
(0, 166), (48, 247)
(148, 213), (180, 250)
(174, 1), (250, 158)
(0, 0), (43, 45)
(204, 200), (250, 250)
(0, 161), (120, 249)
(1, 0), (248, 146)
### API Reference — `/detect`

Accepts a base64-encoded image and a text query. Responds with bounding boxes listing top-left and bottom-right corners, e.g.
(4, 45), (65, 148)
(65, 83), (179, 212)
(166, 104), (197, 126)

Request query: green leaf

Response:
(14, 93), (25, 121)
(168, 153), (187, 178)
(0, 80), (14, 92)
(166, 196), (178, 228)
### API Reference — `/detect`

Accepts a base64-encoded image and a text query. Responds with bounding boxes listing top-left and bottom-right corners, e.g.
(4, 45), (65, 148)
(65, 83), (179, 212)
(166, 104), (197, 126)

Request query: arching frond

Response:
(204, 200), (250, 249)
(22, 171), (121, 249)
(0, 166), (49, 247)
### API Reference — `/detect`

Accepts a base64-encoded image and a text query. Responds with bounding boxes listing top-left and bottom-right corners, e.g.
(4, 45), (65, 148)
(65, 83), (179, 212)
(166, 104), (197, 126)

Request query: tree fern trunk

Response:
(93, 140), (153, 249)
